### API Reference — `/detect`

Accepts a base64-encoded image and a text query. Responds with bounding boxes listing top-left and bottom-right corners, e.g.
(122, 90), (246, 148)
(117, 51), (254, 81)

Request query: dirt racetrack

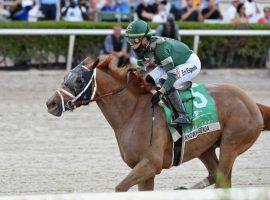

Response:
(0, 68), (269, 195)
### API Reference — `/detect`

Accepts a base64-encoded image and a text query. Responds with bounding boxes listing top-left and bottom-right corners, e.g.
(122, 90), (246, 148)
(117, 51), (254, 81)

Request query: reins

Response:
(150, 105), (155, 145)
(70, 68), (135, 108)
(74, 86), (126, 107)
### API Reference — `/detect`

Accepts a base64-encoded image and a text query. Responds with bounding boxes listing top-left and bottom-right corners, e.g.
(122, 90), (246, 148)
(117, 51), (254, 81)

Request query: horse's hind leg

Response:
(190, 147), (219, 189)
(215, 142), (237, 188)
(216, 126), (261, 188)
(174, 147), (219, 190)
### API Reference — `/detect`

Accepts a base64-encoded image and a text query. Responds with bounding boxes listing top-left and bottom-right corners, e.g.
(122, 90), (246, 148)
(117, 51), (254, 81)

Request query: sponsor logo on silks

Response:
(182, 65), (197, 76)
(176, 68), (181, 79)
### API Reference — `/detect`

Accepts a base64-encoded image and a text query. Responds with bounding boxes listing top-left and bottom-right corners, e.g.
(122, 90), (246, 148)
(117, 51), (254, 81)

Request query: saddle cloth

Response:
(162, 83), (221, 166)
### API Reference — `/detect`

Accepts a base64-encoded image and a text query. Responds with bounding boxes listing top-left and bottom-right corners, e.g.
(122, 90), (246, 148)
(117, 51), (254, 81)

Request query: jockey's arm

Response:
(156, 48), (177, 94)
(160, 73), (177, 93)
(136, 59), (148, 74)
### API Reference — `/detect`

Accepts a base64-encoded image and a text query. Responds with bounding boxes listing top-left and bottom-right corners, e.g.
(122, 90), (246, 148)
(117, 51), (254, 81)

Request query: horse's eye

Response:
(77, 78), (83, 84)
(75, 77), (84, 89)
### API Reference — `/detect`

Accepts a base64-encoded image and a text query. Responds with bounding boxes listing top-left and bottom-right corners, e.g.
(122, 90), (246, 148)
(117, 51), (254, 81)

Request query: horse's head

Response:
(46, 55), (153, 117)
(46, 57), (101, 117)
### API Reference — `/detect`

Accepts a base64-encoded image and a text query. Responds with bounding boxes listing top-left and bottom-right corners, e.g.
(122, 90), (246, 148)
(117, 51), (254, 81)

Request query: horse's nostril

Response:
(46, 100), (50, 108)
(46, 100), (57, 109)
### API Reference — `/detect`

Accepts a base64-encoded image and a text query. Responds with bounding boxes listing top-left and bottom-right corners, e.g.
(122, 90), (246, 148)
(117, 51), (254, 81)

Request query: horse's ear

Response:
(92, 58), (100, 69)
(127, 68), (137, 78)
(82, 57), (96, 69)
(96, 55), (114, 70)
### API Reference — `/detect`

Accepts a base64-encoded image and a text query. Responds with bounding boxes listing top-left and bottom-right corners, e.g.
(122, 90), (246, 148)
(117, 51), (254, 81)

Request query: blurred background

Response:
(0, 0), (269, 70)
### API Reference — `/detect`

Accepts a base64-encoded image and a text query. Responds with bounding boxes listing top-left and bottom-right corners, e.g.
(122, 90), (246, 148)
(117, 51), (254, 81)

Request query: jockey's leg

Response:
(158, 78), (191, 125)
(166, 53), (201, 126)
(166, 87), (191, 126)
(171, 52), (201, 90)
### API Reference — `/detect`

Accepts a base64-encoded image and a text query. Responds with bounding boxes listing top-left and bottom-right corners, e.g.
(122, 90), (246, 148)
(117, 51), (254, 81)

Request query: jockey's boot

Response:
(166, 88), (191, 127)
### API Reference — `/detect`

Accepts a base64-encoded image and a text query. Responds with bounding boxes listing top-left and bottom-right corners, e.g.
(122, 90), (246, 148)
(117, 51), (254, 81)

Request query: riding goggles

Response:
(127, 38), (141, 46)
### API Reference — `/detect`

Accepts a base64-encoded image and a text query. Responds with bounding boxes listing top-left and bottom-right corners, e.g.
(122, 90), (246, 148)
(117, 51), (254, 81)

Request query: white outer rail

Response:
(0, 29), (269, 71)
(0, 188), (269, 200)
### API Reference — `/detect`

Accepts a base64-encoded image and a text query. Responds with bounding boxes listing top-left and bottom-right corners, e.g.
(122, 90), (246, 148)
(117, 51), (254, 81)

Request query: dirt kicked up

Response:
(0, 69), (269, 195)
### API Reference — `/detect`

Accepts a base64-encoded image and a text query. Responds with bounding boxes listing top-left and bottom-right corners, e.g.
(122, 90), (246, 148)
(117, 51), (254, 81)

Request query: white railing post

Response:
(56, 0), (61, 21)
(67, 35), (76, 71)
(193, 35), (200, 54)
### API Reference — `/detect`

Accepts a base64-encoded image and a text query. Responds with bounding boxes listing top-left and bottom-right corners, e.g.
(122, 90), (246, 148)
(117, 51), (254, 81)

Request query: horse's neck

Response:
(95, 69), (137, 132)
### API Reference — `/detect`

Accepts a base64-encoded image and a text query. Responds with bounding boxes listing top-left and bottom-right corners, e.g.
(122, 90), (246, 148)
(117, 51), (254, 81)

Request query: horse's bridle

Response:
(56, 65), (133, 112)
(56, 65), (97, 112)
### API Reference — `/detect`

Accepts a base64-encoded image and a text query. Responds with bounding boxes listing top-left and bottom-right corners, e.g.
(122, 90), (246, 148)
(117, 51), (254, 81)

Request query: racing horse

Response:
(46, 55), (270, 191)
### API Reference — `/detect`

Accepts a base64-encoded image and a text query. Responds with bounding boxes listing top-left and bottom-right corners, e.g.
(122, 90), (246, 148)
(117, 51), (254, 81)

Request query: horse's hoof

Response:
(115, 185), (128, 192)
(174, 186), (188, 190)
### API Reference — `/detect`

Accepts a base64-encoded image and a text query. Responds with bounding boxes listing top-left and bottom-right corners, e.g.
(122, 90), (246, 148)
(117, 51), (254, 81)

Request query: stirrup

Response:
(170, 114), (191, 127)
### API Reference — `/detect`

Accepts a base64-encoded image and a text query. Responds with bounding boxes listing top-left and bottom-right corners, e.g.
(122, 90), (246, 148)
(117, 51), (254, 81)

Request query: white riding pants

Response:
(148, 53), (201, 90)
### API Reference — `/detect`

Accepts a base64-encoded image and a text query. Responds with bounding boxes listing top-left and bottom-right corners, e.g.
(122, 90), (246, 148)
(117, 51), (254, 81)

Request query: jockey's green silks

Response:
(164, 74), (177, 91)
(134, 36), (193, 91)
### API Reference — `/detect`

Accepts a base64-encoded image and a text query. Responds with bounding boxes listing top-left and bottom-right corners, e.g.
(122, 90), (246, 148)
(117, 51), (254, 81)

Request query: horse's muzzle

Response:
(46, 98), (62, 117)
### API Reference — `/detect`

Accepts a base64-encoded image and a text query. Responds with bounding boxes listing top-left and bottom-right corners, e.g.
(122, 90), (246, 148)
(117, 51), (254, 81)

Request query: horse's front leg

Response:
(115, 158), (162, 192)
(138, 176), (155, 191)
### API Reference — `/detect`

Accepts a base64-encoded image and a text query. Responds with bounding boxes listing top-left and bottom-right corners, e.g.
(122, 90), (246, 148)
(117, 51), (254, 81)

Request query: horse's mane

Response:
(85, 55), (153, 95)
(117, 65), (153, 94)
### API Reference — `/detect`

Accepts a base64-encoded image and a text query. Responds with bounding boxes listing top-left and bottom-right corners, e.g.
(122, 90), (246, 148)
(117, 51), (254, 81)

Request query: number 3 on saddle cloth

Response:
(162, 82), (221, 167)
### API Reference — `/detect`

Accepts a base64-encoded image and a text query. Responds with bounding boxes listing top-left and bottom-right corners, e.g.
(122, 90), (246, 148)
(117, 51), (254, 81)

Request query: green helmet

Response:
(125, 20), (152, 40)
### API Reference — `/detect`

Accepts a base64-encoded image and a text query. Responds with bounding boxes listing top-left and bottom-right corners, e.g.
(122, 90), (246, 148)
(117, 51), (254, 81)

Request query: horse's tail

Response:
(257, 103), (270, 131)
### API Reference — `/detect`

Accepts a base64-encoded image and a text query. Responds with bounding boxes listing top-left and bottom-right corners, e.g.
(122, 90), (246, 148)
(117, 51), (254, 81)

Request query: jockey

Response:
(125, 19), (201, 126)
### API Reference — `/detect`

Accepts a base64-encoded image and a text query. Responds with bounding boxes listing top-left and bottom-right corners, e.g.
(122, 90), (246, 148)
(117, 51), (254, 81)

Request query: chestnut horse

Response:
(46, 55), (270, 191)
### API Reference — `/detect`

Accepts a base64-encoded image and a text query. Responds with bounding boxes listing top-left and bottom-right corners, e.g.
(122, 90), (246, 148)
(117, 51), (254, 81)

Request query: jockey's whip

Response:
(149, 89), (164, 146)
(150, 104), (155, 146)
